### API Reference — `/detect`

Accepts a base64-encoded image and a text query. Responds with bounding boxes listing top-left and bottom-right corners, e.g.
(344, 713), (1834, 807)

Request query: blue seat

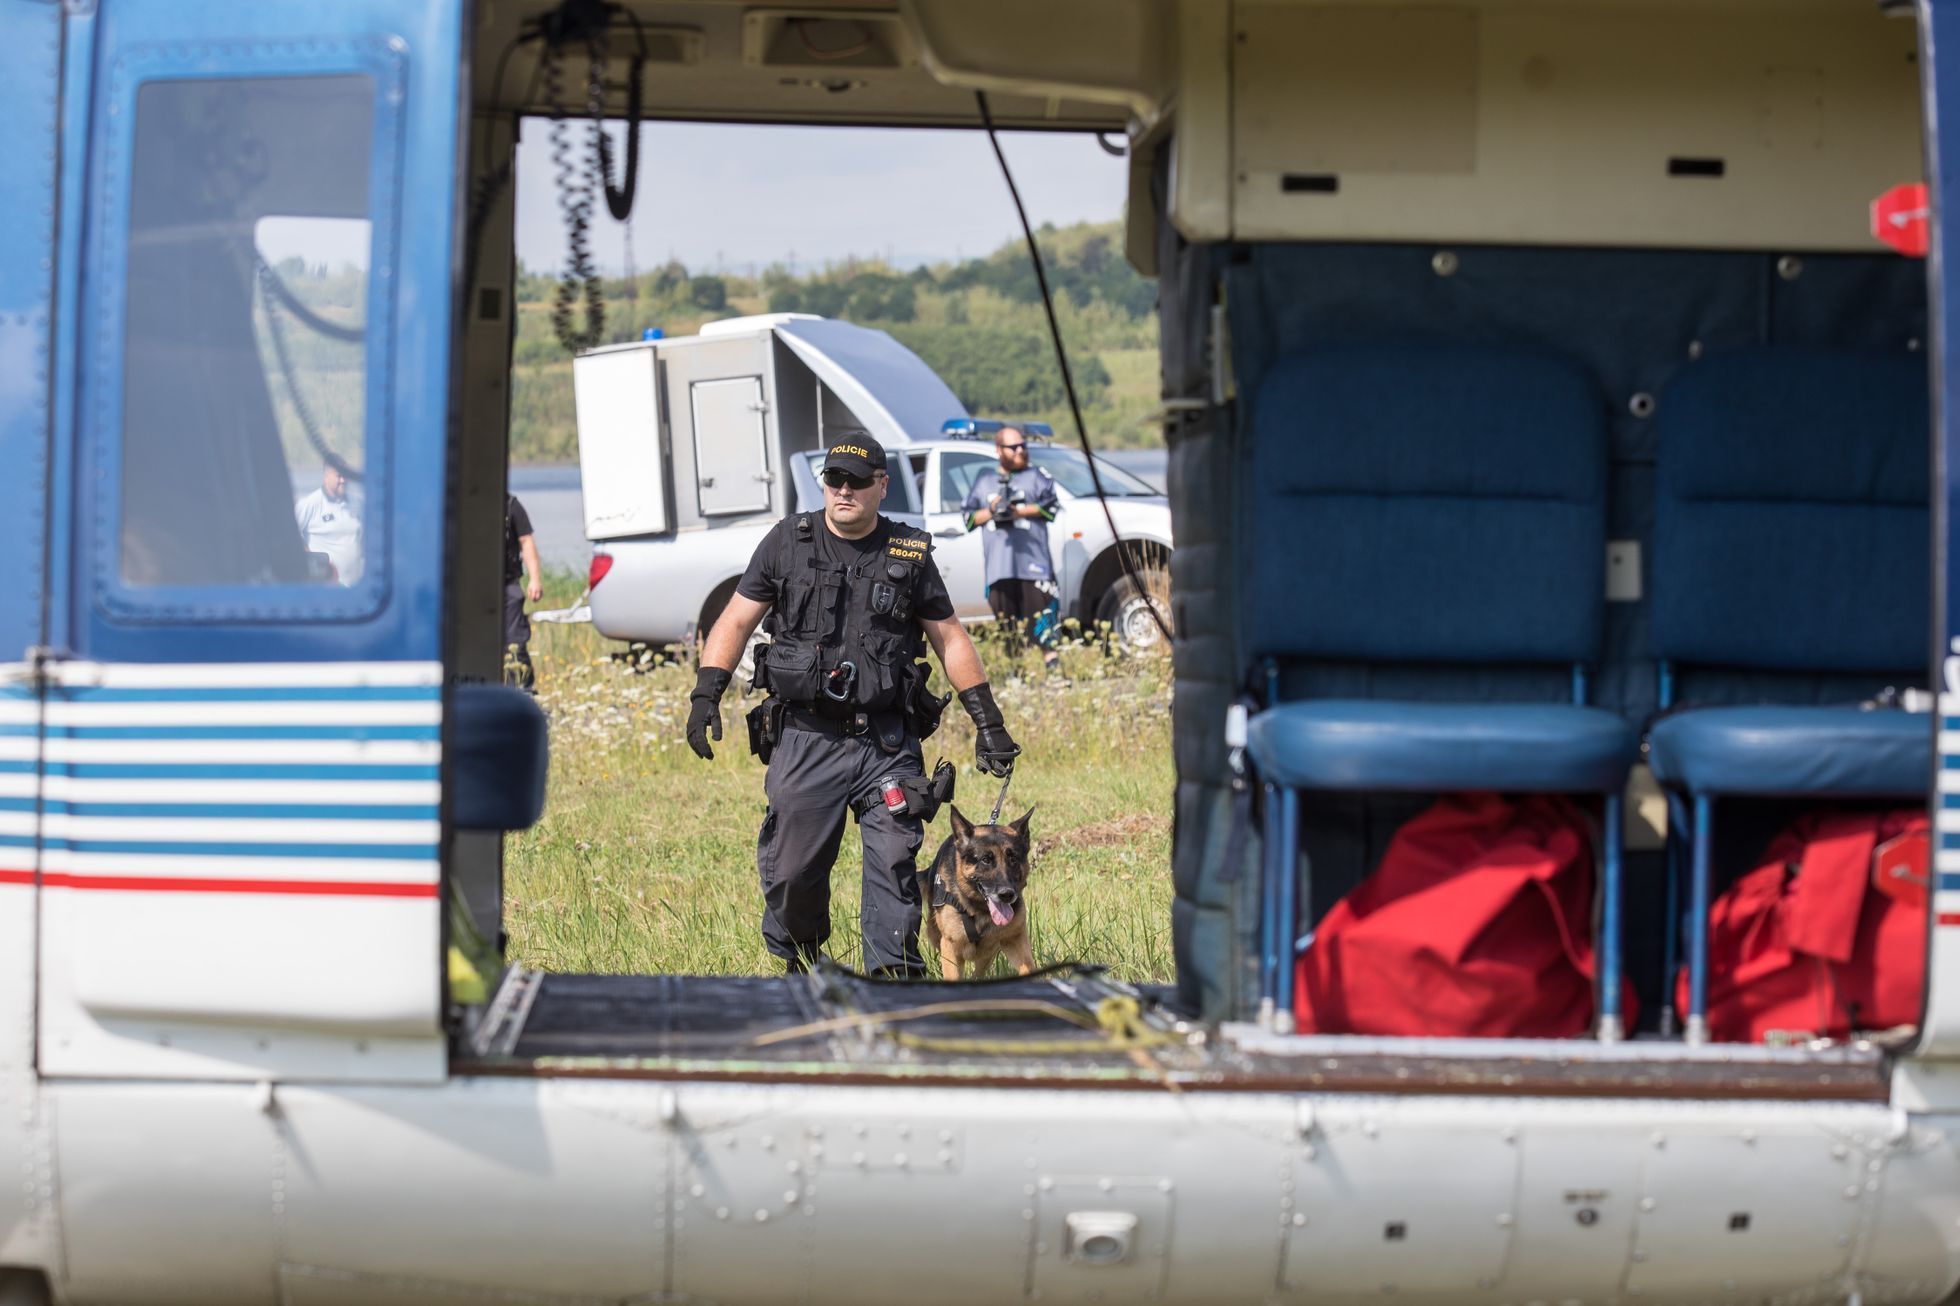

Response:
(1250, 702), (1637, 794)
(1241, 344), (1638, 1037)
(1648, 346), (1930, 1042)
(1648, 707), (1929, 798)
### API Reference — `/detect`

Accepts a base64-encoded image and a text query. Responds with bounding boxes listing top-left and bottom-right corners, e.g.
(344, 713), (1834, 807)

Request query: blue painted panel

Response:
(1939, 0), (1960, 687)
(0, 0), (63, 662)
(68, 0), (463, 663)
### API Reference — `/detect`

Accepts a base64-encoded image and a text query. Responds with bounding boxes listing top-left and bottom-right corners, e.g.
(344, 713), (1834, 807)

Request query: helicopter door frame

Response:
(35, 0), (468, 1083)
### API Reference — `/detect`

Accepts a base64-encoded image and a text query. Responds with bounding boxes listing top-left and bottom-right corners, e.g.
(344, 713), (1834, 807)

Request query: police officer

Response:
(685, 434), (1021, 976)
(961, 425), (1063, 670)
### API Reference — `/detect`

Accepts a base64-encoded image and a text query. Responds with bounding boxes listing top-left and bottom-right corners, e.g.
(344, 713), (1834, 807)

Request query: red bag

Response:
(1676, 809), (1928, 1043)
(1294, 792), (1629, 1038)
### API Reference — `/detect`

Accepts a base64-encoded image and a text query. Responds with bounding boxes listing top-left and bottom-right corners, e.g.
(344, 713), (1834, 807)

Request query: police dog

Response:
(919, 805), (1036, 980)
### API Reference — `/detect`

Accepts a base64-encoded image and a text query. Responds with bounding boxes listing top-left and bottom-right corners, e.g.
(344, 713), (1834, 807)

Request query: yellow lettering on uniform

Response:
(830, 444), (871, 459)
(888, 546), (924, 561)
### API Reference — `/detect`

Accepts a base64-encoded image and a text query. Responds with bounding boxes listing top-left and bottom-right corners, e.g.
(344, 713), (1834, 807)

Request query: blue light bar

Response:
(939, 418), (1056, 440)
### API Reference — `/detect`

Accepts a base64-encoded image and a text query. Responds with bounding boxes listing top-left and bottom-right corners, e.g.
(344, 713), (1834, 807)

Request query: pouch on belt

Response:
(746, 698), (786, 764)
(897, 758), (957, 822)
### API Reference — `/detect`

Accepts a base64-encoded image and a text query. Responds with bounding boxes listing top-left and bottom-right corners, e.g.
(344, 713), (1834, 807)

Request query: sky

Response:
(512, 120), (1131, 277)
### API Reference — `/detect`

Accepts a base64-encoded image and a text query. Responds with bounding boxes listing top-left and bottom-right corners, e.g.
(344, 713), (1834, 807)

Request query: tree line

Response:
(506, 221), (1160, 462)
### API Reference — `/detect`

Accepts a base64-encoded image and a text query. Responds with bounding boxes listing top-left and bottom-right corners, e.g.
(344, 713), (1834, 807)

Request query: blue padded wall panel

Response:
(1225, 244), (1928, 721)
(1248, 346), (1607, 666)
(1653, 349), (1929, 674)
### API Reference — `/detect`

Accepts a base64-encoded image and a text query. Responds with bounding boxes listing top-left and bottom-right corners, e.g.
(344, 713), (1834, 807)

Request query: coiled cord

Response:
(542, 38), (605, 351)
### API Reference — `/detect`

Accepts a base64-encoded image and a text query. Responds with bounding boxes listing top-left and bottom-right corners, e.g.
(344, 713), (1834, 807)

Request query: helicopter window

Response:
(115, 74), (382, 598)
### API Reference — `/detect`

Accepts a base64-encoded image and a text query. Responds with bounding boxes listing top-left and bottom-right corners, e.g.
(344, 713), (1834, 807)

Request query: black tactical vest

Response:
(761, 512), (931, 711)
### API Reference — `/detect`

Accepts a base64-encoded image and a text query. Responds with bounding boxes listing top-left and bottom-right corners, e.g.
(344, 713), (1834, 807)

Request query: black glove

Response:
(687, 667), (732, 760)
(959, 683), (1019, 777)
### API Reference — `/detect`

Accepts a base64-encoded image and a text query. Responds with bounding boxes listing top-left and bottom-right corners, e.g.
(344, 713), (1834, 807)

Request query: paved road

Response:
(513, 449), (1169, 574)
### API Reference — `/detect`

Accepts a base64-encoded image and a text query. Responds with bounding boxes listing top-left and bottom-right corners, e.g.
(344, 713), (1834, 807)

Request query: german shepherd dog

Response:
(919, 805), (1036, 979)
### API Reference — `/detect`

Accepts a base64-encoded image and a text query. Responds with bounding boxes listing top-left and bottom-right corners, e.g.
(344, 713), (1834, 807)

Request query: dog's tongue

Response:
(988, 898), (1014, 927)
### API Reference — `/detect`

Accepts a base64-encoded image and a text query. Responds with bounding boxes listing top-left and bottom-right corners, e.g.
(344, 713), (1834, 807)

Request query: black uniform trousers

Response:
(758, 717), (927, 973)
(502, 581), (534, 690)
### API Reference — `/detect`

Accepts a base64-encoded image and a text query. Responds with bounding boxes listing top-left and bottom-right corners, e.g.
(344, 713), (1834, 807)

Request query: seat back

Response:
(1247, 344), (1610, 670)
(1651, 348), (1929, 678)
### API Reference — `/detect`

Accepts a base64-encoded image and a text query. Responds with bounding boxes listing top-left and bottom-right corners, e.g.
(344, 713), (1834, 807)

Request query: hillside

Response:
(507, 220), (1162, 463)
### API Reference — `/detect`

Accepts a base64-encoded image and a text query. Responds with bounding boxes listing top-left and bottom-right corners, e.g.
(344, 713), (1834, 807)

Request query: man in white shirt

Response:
(293, 460), (363, 585)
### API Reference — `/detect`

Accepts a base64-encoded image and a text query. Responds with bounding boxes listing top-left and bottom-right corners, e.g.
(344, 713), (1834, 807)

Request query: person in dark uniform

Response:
(503, 493), (542, 690)
(960, 426), (1063, 670)
(685, 435), (1020, 976)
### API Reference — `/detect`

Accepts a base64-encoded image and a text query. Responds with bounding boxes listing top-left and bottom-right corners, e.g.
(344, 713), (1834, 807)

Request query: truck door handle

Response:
(700, 477), (716, 488)
(934, 527), (963, 539)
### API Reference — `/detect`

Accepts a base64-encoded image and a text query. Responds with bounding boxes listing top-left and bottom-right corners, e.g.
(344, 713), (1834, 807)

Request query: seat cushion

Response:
(1647, 706), (1930, 797)
(1246, 701), (1639, 794)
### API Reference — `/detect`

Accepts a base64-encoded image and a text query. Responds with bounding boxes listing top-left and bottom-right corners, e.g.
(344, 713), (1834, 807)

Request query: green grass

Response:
(504, 577), (1176, 981)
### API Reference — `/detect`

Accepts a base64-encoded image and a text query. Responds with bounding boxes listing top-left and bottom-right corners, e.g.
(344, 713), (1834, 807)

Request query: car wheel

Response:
(1092, 562), (1173, 654)
(694, 587), (767, 686)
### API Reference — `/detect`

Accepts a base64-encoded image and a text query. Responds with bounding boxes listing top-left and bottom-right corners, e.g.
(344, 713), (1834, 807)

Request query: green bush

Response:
(889, 324), (1109, 414)
(689, 275), (727, 310)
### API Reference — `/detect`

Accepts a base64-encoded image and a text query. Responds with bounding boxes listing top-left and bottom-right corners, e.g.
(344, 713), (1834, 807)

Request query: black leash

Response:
(988, 761), (1015, 826)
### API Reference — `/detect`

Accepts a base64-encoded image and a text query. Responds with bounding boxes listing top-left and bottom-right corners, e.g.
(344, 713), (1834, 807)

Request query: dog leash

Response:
(988, 760), (1015, 826)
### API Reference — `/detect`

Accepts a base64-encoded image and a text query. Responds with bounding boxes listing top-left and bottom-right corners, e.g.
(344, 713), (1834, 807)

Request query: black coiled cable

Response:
(542, 38), (605, 352)
(597, 10), (647, 222)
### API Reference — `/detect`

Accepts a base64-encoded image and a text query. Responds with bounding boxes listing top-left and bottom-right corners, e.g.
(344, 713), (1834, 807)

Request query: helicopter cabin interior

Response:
(434, 0), (1937, 1087)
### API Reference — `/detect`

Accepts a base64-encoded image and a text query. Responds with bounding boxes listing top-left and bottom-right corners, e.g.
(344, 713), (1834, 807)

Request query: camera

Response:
(990, 483), (1027, 529)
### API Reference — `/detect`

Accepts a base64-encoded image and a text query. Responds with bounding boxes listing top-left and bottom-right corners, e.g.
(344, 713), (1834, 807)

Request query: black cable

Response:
(542, 38), (605, 351)
(256, 259), (361, 480)
(461, 25), (538, 304)
(975, 92), (1174, 648)
(462, 161), (513, 308)
(597, 9), (646, 222)
(257, 259), (364, 343)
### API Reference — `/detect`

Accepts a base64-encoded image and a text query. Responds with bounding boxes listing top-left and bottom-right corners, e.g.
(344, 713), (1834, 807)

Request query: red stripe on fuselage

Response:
(0, 867), (434, 897)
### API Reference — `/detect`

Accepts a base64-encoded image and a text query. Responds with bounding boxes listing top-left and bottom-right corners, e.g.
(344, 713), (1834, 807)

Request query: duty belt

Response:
(783, 705), (876, 737)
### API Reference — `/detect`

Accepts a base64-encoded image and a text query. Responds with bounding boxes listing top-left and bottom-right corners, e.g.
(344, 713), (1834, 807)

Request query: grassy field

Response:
(504, 584), (1177, 981)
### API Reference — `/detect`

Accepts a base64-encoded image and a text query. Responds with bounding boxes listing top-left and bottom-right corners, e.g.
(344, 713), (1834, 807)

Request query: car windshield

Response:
(794, 451), (920, 514)
(1027, 446), (1158, 496)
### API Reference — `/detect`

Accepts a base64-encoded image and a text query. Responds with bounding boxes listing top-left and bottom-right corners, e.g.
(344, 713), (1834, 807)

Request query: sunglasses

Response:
(999, 442), (1027, 452)
(822, 469), (877, 491)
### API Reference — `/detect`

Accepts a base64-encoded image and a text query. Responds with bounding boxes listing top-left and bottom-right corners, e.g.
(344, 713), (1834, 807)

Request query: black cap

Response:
(821, 434), (886, 478)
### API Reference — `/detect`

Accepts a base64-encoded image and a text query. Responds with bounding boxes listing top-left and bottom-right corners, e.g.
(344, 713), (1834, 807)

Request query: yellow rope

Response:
(748, 997), (1100, 1048)
(749, 994), (1177, 1057)
(888, 996), (1177, 1056)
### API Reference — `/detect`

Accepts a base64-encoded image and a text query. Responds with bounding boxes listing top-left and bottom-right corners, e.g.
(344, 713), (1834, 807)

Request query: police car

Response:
(588, 425), (1174, 657)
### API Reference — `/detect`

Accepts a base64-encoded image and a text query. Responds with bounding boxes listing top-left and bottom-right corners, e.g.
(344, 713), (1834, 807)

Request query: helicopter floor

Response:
(453, 967), (1891, 1101)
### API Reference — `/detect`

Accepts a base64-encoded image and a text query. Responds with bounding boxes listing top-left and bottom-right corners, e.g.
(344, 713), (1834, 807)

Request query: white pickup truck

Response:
(574, 314), (1174, 653)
